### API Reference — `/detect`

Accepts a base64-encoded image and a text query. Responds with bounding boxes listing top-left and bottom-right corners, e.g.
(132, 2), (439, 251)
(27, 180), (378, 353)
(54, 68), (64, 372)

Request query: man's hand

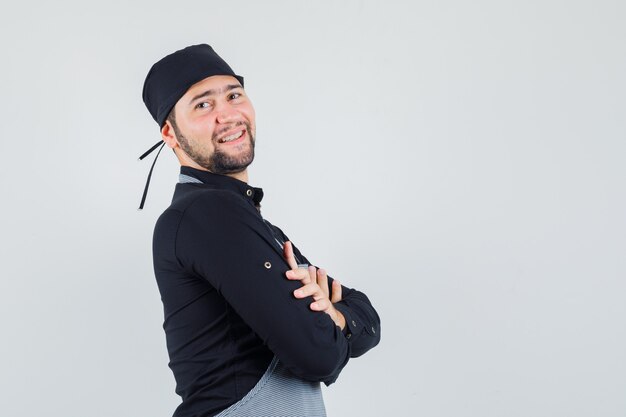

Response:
(283, 241), (346, 330)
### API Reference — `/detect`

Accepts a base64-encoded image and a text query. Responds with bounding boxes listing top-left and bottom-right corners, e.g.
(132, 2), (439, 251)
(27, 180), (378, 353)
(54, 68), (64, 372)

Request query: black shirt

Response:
(152, 166), (381, 416)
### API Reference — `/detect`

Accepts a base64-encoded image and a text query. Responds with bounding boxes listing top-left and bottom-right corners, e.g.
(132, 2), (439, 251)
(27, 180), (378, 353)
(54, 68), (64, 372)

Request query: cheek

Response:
(188, 118), (217, 138)
(238, 101), (255, 118)
(242, 108), (256, 127)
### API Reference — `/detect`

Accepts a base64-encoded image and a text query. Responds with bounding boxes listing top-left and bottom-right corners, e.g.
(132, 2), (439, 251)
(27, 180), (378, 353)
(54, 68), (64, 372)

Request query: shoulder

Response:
(163, 184), (244, 216)
(156, 185), (256, 237)
(153, 186), (252, 260)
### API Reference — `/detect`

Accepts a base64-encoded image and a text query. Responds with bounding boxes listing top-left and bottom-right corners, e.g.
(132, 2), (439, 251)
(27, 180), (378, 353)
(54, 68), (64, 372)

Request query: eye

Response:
(196, 102), (211, 110)
(229, 92), (242, 100)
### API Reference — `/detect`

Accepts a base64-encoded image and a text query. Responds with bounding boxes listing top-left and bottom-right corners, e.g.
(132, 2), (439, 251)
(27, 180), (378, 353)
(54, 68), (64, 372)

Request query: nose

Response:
(215, 103), (239, 124)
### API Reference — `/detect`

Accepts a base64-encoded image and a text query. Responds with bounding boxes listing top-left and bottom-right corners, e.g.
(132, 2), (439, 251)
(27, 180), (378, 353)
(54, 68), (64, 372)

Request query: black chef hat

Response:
(138, 44), (244, 209)
(142, 44), (244, 128)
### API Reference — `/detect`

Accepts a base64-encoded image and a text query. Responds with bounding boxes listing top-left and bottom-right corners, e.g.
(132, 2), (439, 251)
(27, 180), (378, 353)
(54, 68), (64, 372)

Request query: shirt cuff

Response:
(333, 302), (359, 341)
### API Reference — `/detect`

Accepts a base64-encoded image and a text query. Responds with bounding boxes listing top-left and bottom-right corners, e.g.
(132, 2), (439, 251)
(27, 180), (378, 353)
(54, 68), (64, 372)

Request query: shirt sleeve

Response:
(173, 191), (350, 384)
(268, 222), (382, 359)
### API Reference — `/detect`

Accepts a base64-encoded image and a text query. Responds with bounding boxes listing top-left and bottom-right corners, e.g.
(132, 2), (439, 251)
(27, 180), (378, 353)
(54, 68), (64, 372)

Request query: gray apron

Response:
(214, 357), (327, 417)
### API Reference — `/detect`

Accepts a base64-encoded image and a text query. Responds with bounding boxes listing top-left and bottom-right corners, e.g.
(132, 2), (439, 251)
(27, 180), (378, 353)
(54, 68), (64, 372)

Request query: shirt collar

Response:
(179, 166), (264, 206)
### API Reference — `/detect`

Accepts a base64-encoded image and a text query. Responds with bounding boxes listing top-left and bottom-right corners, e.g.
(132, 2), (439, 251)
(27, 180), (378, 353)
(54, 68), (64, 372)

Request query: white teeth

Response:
(220, 130), (244, 143)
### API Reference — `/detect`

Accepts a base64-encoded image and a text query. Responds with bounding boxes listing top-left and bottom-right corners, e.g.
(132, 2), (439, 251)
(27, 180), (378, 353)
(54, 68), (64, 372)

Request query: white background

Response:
(1, 1), (625, 416)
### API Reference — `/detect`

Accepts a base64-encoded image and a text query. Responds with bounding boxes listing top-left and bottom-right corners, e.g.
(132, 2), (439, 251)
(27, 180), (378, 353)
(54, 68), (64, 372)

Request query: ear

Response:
(161, 120), (179, 149)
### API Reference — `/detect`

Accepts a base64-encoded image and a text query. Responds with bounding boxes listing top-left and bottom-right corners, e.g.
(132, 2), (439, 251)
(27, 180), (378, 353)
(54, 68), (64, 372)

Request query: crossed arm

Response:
(174, 192), (380, 382)
(283, 241), (346, 331)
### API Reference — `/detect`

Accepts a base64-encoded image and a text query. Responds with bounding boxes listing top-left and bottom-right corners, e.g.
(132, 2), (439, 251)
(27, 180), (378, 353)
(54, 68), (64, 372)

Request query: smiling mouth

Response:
(217, 129), (245, 144)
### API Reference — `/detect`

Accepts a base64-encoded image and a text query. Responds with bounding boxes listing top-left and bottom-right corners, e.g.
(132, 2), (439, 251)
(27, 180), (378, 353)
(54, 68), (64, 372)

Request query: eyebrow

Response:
(188, 84), (243, 105)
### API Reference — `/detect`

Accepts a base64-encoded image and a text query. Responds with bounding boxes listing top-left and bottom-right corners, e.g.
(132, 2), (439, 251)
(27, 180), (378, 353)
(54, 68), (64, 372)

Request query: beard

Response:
(175, 121), (255, 175)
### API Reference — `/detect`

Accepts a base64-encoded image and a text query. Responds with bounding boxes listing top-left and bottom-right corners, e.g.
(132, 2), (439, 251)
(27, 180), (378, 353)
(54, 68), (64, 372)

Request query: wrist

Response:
(333, 307), (346, 331)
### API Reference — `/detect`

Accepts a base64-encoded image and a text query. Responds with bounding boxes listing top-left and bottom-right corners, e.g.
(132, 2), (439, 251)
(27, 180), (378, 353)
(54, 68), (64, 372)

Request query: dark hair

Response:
(166, 107), (185, 144)
(165, 108), (183, 156)
(166, 108), (178, 131)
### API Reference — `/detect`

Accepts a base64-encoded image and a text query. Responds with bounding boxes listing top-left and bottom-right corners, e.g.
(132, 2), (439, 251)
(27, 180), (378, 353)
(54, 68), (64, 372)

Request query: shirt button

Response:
(246, 189), (253, 197)
(346, 333), (352, 339)
(351, 320), (357, 327)
(264, 261), (272, 269)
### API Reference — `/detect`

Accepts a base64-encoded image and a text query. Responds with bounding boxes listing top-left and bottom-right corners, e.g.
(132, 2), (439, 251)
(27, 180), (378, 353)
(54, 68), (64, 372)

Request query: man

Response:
(140, 44), (381, 417)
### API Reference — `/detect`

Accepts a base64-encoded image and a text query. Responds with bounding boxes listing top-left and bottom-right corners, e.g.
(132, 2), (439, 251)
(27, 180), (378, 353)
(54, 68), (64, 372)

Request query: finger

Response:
(316, 268), (329, 299)
(331, 280), (342, 303)
(285, 268), (310, 281)
(283, 241), (298, 270)
(294, 283), (323, 299)
(308, 266), (317, 286)
(310, 298), (331, 311)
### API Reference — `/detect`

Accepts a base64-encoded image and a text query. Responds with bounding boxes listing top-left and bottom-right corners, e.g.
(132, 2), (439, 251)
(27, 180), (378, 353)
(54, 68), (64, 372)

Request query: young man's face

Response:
(162, 74), (256, 175)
